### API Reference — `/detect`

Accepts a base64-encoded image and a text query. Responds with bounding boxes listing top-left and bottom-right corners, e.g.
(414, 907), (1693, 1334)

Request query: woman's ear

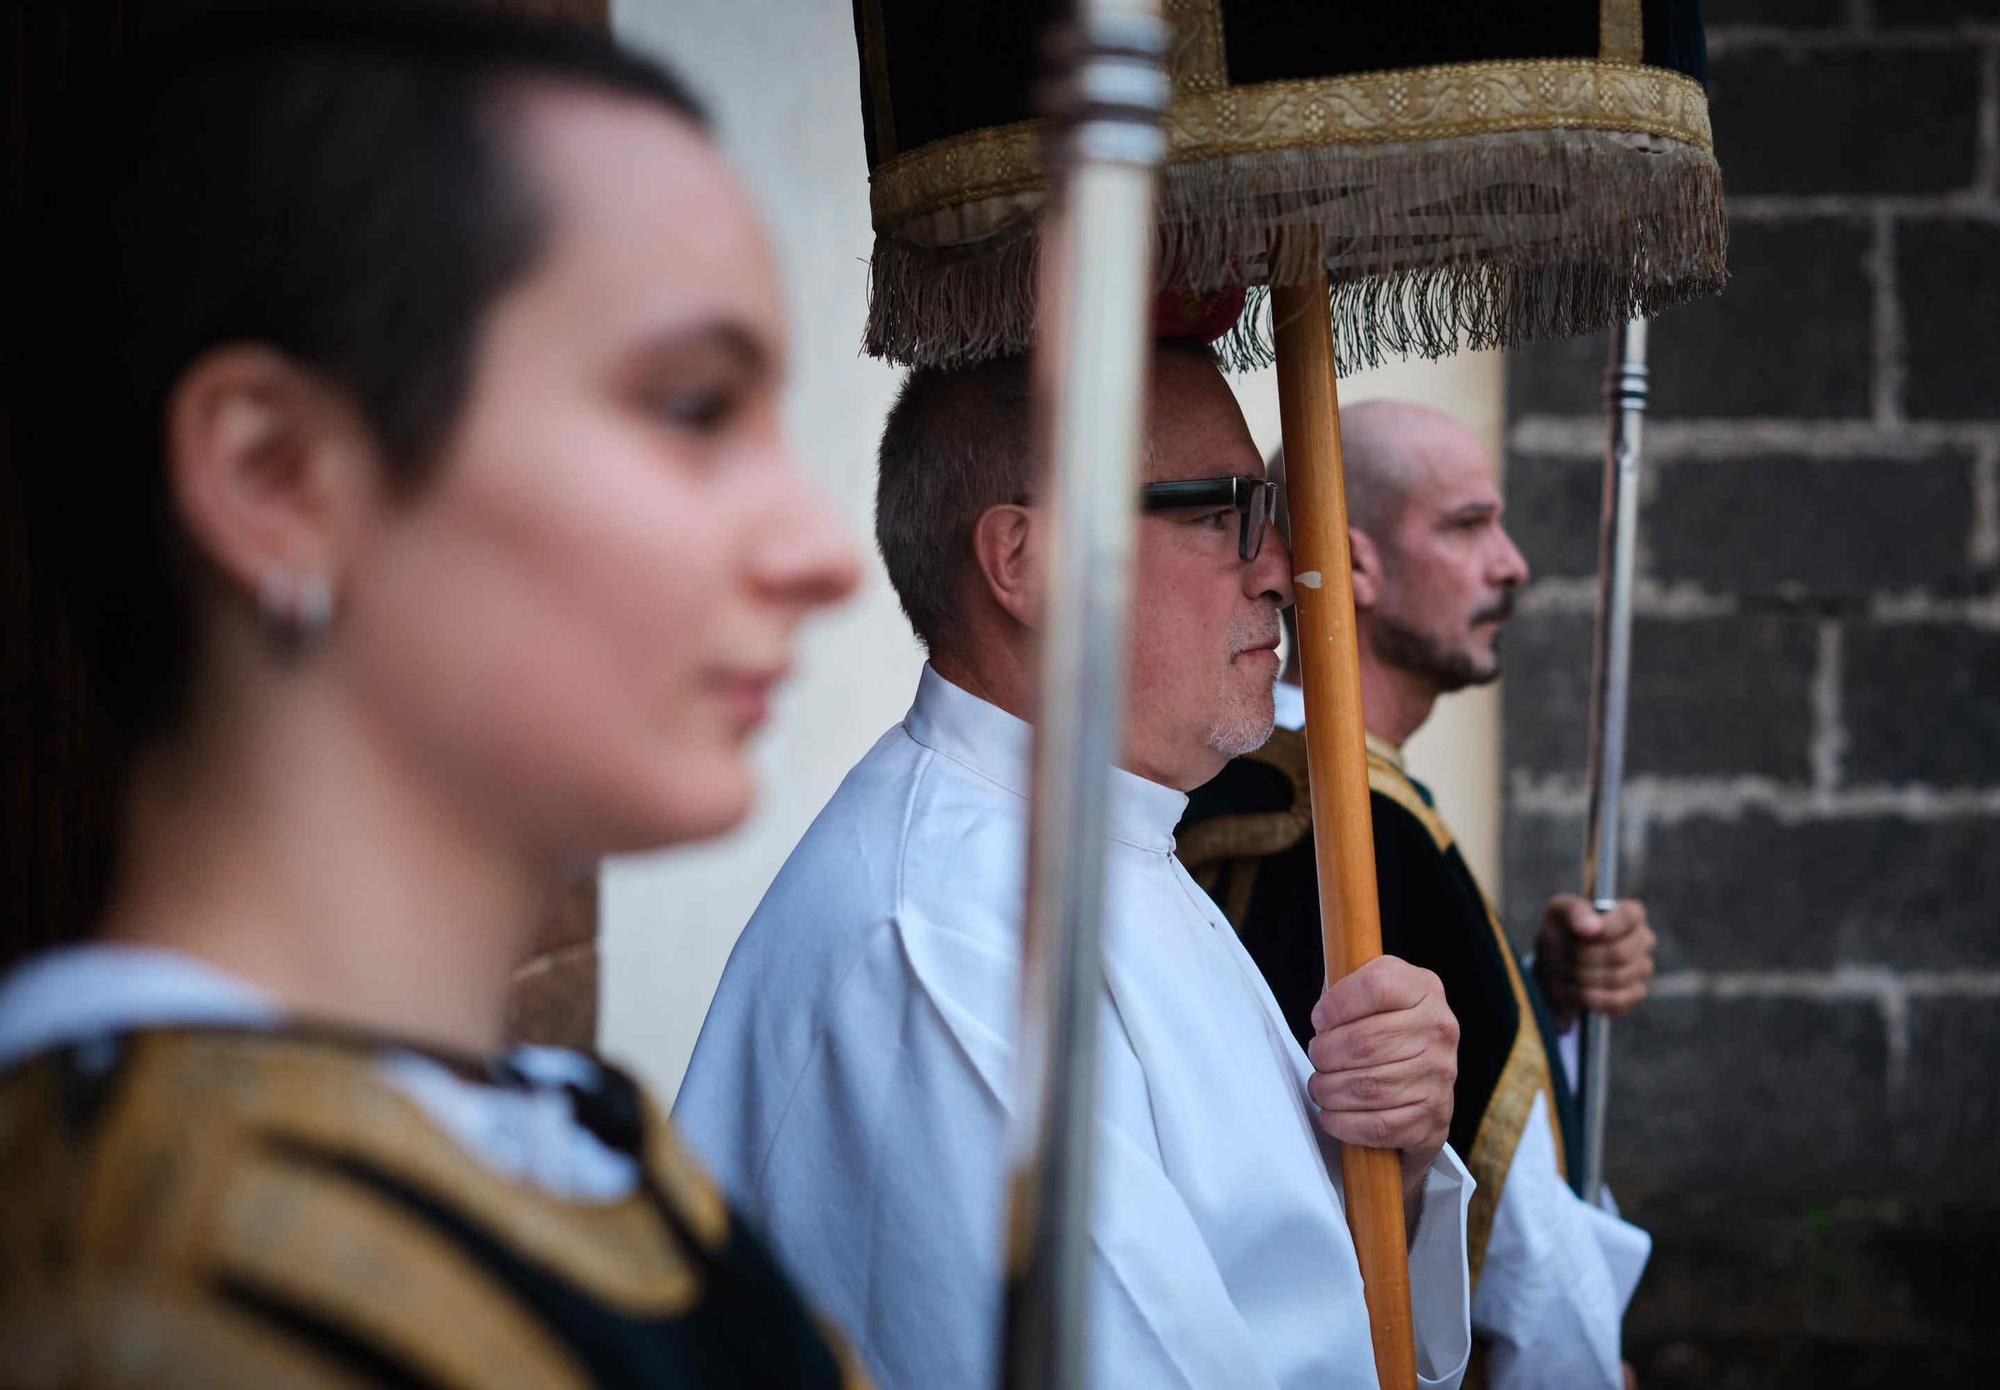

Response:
(163, 345), (380, 618)
(969, 502), (1041, 628)
(1349, 526), (1382, 611)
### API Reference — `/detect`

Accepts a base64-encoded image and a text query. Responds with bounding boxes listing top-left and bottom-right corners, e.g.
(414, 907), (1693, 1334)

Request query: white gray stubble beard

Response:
(1204, 606), (1282, 757)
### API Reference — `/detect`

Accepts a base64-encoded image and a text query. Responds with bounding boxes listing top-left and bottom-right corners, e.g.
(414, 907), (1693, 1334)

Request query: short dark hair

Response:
(874, 357), (1036, 652)
(21, 1), (707, 751)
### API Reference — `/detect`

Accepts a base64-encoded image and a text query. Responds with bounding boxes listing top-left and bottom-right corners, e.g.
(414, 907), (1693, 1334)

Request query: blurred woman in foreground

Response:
(0, 5), (861, 1384)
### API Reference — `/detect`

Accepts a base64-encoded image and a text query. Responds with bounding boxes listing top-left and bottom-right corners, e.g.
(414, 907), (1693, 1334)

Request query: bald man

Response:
(1178, 402), (1655, 1390)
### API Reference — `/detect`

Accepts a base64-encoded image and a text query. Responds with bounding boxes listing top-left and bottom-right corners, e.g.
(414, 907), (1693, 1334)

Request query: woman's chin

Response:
(641, 762), (757, 850)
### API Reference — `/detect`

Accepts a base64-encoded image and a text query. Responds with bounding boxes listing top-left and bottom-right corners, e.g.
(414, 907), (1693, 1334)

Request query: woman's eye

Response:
(655, 388), (736, 433)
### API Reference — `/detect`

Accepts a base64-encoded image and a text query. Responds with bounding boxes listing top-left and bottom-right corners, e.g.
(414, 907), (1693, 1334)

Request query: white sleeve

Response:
(1083, 1121), (1285, 1389)
(731, 913), (1284, 1390)
(1406, 1144), (1476, 1389)
(1473, 1094), (1651, 1390)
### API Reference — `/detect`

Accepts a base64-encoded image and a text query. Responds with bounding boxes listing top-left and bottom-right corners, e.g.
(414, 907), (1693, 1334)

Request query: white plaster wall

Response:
(602, 0), (921, 1103)
(602, 0), (1509, 1102)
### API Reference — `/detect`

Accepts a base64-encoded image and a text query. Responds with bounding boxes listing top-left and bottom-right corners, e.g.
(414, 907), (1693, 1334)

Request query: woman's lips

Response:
(713, 667), (788, 727)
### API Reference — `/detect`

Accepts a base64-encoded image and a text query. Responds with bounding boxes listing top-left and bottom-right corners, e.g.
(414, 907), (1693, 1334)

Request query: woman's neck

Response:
(97, 675), (546, 1056)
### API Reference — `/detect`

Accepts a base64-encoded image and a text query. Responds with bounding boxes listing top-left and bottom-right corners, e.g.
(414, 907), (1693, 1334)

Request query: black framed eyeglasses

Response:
(1140, 475), (1276, 562)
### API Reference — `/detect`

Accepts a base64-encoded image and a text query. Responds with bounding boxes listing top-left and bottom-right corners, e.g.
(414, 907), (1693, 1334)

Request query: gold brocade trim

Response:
(870, 119), (1043, 236)
(1600, 0), (1644, 65)
(1166, 0), (1228, 100)
(1366, 754), (1565, 1287)
(1164, 59), (1712, 164)
(870, 60), (1712, 232)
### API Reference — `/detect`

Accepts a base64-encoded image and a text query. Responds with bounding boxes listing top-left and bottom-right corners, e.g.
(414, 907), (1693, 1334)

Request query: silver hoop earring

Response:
(257, 567), (336, 654)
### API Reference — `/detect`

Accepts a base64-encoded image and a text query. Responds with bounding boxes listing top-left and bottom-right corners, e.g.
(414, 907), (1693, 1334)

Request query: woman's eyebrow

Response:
(623, 319), (776, 377)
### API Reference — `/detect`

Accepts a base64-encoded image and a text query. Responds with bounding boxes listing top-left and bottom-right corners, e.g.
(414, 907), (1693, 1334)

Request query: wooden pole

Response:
(1270, 262), (1418, 1390)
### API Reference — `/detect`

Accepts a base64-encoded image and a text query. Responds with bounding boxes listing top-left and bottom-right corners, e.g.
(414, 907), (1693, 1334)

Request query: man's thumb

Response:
(1552, 893), (1602, 936)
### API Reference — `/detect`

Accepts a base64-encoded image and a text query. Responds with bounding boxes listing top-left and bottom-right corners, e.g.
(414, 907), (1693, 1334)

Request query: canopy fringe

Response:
(863, 128), (1726, 372)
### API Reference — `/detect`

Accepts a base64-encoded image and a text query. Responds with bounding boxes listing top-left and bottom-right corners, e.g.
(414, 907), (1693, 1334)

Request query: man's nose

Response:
(1250, 526), (1295, 606)
(1494, 525), (1531, 589)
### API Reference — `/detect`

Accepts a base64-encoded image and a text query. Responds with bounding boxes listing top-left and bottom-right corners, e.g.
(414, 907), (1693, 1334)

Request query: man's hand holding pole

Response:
(1307, 957), (1459, 1220)
(1535, 895), (1656, 1029)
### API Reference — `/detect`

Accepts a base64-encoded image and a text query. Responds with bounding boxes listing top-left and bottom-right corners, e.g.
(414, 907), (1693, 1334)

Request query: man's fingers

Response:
(1574, 952), (1656, 989)
(1546, 892), (1603, 938)
(1311, 957), (1435, 1033)
(1573, 924), (1657, 972)
(1306, 1014), (1431, 1073)
(1581, 981), (1650, 1017)
(1595, 901), (1649, 942)
(1307, 1057), (1448, 1113)
(1313, 1098), (1446, 1152)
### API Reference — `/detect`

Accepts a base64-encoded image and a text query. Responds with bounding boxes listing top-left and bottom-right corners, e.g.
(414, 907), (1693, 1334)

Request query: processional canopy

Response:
(854, 0), (1724, 371)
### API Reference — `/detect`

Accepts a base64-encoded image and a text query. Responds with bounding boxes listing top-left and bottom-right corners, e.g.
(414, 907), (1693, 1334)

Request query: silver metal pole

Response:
(999, 7), (1165, 1390)
(1577, 317), (1648, 1206)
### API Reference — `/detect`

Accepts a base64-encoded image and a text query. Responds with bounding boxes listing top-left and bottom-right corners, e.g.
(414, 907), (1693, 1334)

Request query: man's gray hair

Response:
(875, 341), (1223, 652)
(874, 356), (1037, 652)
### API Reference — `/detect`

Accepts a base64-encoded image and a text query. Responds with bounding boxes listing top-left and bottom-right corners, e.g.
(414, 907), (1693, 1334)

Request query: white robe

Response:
(676, 666), (1473, 1389)
(1274, 680), (1651, 1390)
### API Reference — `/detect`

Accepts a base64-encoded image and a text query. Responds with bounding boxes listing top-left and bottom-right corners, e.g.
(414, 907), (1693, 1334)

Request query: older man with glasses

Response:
(675, 341), (1476, 1390)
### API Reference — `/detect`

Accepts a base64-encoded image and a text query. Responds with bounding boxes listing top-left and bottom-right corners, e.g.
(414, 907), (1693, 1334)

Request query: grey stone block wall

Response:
(1500, 9), (2000, 1384)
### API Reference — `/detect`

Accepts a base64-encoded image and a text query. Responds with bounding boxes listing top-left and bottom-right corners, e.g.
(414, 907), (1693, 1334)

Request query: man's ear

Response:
(1349, 526), (1382, 611)
(969, 502), (1041, 628)
(163, 345), (381, 611)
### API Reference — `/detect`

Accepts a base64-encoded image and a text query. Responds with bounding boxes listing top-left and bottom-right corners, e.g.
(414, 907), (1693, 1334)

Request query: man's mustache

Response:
(1471, 590), (1517, 626)
(1230, 606), (1283, 654)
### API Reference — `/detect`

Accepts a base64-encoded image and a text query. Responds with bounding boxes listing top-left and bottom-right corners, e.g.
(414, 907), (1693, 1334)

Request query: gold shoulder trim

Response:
(1365, 750), (1455, 856)
(2, 1286), (379, 1390)
(127, 1033), (713, 1317)
(1175, 725), (1313, 869)
(1363, 731), (1404, 769)
(217, 1151), (596, 1389)
(1354, 762), (1568, 1282)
